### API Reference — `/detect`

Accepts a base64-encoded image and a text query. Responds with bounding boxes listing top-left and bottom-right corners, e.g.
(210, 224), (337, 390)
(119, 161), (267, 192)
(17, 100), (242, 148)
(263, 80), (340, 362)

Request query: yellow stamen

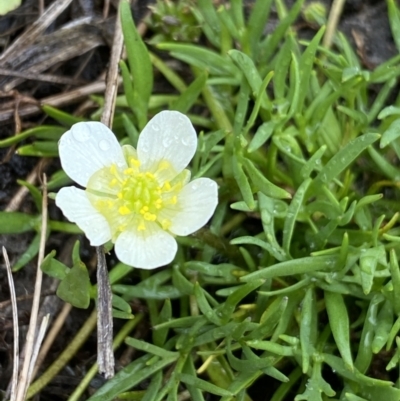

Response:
(119, 205), (131, 215)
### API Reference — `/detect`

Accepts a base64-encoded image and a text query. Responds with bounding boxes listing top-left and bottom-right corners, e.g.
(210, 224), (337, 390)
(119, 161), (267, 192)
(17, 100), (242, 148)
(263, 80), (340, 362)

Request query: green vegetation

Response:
(4, 0), (400, 399)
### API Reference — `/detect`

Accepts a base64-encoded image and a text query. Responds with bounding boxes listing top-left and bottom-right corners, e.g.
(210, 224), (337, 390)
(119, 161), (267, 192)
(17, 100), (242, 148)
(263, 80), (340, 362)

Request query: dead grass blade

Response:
(2, 247), (19, 401)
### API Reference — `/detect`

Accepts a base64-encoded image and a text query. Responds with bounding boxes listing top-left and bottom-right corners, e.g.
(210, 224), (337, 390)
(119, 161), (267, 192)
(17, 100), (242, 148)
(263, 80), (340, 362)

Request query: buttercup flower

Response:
(56, 111), (218, 269)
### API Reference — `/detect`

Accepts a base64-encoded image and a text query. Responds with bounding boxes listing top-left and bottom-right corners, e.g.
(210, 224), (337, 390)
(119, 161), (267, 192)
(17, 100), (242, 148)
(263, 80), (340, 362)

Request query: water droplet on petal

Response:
(181, 137), (191, 146)
(72, 129), (90, 142)
(99, 139), (110, 151)
(163, 137), (172, 147)
(152, 124), (160, 131)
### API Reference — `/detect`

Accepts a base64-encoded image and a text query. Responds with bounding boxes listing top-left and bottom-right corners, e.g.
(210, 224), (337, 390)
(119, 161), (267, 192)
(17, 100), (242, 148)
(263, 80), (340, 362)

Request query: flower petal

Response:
(167, 178), (218, 236)
(137, 111), (197, 181)
(56, 186), (111, 246)
(114, 222), (177, 269)
(59, 122), (127, 187)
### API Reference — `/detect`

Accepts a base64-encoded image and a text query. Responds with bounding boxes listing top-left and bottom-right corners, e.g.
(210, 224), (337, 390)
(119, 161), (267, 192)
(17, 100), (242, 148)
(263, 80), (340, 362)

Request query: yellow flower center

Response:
(86, 154), (188, 239)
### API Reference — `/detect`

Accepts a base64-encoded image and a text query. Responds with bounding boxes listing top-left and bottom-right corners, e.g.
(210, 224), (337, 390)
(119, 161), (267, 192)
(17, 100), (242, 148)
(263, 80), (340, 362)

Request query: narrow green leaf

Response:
(0, 212), (38, 234)
(315, 133), (380, 184)
(246, 0), (274, 56)
(228, 49), (270, 110)
(87, 356), (177, 401)
(387, 0), (400, 53)
(179, 373), (232, 396)
(125, 337), (177, 358)
(194, 282), (222, 325)
(259, 0), (306, 63)
(158, 43), (239, 78)
(120, 0), (153, 129)
(380, 118), (400, 148)
(297, 26), (325, 111)
(355, 294), (384, 373)
(282, 178), (312, 256)
(112, 294), (132, 313)
(232, 154), (255, 210)
(241, 255), (337, 282)
(42, 105), (84, 126)
(17, 141), (59, 157)
(171, 71), (208, 113)
(325, 291), (353, 370)
(13, 232), (42, 272)
(242, 157), (291, 199)
(248, 121), (275, 153)
(372, 300), (393, 354)
(368, 145), (400, 181)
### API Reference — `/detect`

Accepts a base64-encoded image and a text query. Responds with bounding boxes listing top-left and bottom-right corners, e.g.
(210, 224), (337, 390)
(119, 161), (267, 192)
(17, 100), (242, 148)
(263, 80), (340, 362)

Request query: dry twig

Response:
(15, 174), (48, 401)
(2, 247), (19, 401)
(95, 0), (126, 379)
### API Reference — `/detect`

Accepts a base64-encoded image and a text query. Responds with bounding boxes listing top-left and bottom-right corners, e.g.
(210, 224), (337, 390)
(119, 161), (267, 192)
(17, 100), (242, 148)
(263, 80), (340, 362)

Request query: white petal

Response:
(59, 122), (127, 187)
(55, 187), (111, 246)
(137, 111), (197, 180)
(115, 222), (177, 269)
(168, 178), (218, 236)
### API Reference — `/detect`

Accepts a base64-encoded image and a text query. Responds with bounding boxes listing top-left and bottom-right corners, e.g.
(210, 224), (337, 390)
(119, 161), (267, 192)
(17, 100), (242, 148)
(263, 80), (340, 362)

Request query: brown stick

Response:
(96, 0), (126, 379)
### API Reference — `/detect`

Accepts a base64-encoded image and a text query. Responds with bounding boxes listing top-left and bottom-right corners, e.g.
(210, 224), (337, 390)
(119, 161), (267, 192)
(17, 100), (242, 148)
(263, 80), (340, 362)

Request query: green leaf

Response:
(359, 246), (386, 295)
(299, 287), (316, 373)
(113, 284), (182, 300)
(354, 294), (384, 373)
(0, 126), (65, 148)
(228, 49), (270, 110)
(380, 118), (400, 148)
(0, 212), (38, 234)
(297, 26), (326, 112)
(248, 121), (275, 153)
(282, 178), (312, 256)
(42, 105), (84, 126)
(17, 141), (59, 157)
(259, 0), (306, 63)
(325, 291), (353, 370)
(232, 154), (255, 210)
(315, 133), (380, 185)
(158, 43), (239, 78)
(171, 71), (208, 113)
(112, 294), (132, 313)
(368, 145), (400, 181)
(179, 373), (232, 396)
(13, 232), (42, 272)
(153, 299), (172, 347)
(87, 355), (177, 401)
(40, 251), (69, 280)
(387, 0), (400, 53)
(242, 157), (291, 199)
(56, 262), (91, 309)
(0, 0), (21, 15)
(120, 0), (153, 129)
(125, 337), (177, 358)
(240, 255), (337, 282)
(372, 300), (393, 354)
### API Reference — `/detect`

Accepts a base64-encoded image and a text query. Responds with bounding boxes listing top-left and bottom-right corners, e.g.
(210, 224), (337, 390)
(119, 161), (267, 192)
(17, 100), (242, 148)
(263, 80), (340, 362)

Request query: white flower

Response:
(55, 111), (218, 269)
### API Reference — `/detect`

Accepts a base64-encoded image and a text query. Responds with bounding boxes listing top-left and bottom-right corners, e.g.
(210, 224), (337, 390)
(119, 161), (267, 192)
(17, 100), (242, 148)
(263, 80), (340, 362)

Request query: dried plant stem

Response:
(0, 0), (73, 63)
(32, 303), (73, 378)
(27, 310), (98, 398)
(95, 0), (125, 379)
(323, 0), (346, 49)
(5, 159), (50, 212)
(3, 247), (19, 401)
(67, 313), (144, 401)
(15, 175), (48, 401)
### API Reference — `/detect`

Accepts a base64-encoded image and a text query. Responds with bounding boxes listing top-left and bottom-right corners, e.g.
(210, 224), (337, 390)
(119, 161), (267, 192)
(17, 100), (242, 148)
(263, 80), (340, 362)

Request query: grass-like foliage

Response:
(4, 0), (400, 399)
